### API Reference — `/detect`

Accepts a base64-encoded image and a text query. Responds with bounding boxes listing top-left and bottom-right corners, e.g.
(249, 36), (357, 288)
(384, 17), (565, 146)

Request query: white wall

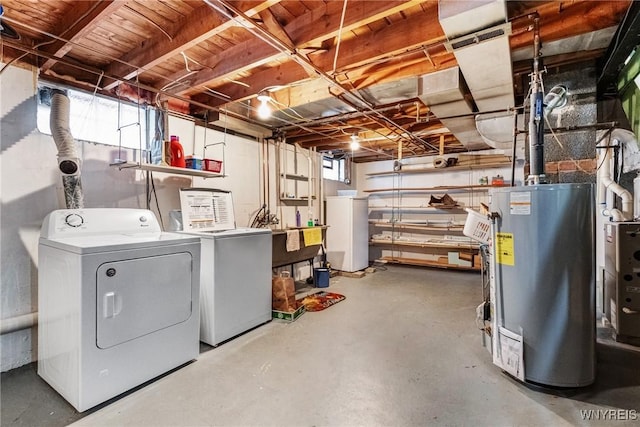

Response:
(0, 65), (269, 371)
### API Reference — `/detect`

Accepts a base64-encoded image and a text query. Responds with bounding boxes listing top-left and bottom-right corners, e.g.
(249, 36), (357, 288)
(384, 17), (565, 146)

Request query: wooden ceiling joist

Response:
(40, 0), (129, 73)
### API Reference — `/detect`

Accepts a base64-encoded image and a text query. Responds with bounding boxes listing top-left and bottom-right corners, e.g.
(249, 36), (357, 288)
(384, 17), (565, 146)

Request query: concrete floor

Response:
(2, 264), (640, 426)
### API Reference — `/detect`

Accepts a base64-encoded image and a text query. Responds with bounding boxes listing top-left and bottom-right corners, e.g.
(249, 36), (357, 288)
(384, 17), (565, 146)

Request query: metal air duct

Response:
(438, 0), (515, 149)
(50, 89), (84, 209)
(417, 67), (488, 150)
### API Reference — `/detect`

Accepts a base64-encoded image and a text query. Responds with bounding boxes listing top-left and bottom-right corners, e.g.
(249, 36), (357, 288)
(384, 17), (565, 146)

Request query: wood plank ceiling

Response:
(0, 0), (633, 162)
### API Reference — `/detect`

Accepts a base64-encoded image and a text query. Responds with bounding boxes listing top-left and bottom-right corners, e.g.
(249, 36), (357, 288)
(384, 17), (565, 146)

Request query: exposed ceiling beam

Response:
(190, 7), (451, 109)
(40, 0), (128, 72)
(171, 0), (426, 97)
(102, 0), (280, 90)
(509, 0), (631, 49)
(284, 0), (424, 49)
(258, 7), (294, 49)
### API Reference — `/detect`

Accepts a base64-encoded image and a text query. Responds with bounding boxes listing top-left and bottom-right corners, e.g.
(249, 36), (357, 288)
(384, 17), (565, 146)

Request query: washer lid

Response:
(39, 232), (200, 254)
(182, 227), (272, 239)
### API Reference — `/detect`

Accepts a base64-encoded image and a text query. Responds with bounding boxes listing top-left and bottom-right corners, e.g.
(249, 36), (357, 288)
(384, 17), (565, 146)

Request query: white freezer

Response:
(326, 196), (369, 272)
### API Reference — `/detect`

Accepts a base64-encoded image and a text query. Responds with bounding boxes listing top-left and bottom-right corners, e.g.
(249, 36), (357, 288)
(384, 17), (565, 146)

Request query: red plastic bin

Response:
(203, 159), (222, 173)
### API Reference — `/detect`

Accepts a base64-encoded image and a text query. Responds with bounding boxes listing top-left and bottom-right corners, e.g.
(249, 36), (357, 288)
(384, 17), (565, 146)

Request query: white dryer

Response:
(38, 208), (201, 412)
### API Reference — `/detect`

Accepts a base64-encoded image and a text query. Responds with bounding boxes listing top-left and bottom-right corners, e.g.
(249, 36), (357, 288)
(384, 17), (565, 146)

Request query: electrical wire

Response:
(331, 0), (348, 75)
(0, 39), (55, 74)
(148, 171), (165, 230)
(269, 97), (306, 120)
(123, 4), (172, 41)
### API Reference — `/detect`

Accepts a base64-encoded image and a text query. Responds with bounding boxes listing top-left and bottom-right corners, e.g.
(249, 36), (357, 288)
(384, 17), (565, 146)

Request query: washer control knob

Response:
(65, 213), (84, 227)
(139, 216), (148, 223)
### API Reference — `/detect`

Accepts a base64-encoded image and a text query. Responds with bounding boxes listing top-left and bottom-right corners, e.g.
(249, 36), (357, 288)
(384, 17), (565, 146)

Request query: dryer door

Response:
(96, 252), (193, 349)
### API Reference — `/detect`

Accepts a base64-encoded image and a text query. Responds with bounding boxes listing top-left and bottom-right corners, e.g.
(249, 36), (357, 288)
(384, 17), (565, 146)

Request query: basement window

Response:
(37, 86), (149, 149)
(322, 156), (346, 182)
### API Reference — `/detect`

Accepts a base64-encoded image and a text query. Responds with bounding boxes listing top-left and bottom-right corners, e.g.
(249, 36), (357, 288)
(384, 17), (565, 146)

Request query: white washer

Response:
(179, 188), (272, 346)
(38, 208), (201, 412)
(189, 228), (272, 346)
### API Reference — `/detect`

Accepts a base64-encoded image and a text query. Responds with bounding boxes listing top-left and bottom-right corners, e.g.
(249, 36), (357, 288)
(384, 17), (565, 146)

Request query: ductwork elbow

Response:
(50, 89), (84, 209)
(50, 90), (81, 176)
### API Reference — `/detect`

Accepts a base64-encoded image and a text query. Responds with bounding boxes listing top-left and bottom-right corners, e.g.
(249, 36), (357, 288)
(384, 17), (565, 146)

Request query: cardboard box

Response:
(185, 156), (202, 170)
(272, 304), (305, 322)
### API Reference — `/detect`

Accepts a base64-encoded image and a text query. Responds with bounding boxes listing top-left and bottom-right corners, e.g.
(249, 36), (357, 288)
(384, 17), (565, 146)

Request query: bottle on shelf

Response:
(295, 210), (301, 227)
(170, 135), (186, 168)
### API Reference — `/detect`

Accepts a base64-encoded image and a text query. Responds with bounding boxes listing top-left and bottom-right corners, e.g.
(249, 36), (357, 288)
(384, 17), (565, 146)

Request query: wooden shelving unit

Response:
(377, 256), (481, 271)
(278, 143), (314, 201)
(366, 162), (511, 177)
(364, 160), (502, 271)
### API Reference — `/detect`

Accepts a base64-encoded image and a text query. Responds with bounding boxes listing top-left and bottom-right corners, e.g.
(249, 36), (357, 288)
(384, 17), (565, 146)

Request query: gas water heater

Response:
(490, 184), (596, 387)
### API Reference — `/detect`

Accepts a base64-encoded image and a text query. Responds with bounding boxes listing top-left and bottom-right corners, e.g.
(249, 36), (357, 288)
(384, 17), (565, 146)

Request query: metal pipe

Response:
(0, 312), (38, 335)
(511, 111), (518, 187)
(1, 38), (221, 115)
(206, 0), (439, 153)
(277, 101), (426, 132)
(526, 17), (546, 185)
(332, 92), (438, 152)
(0, 14), (174, 87)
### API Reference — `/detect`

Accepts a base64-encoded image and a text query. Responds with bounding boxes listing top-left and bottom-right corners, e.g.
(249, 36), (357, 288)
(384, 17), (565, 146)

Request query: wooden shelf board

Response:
(364, 184), (500, 193)
(366, 162), (511, 177)
(370, 222), (464, 232)
(368, 206), (468, 212)
(379, 256), (480, 271)
(370, 239), (478, 250)
(280, 196), (317, 201)
(281, 173), (309, 181)
(110, 162), (224, 178)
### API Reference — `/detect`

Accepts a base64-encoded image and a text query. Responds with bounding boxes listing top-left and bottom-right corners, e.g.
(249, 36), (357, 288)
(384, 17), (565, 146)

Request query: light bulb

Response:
(350, 134), (359, 150)
(257, 97), (271, 119)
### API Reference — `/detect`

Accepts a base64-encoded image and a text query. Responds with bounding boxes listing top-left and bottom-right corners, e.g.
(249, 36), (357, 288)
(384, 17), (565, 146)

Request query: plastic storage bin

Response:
(463, 208), (491, 244)
(203, 159), (223, 173)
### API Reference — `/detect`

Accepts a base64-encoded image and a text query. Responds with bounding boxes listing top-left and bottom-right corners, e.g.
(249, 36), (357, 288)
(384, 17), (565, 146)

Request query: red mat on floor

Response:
(297, 291), (345, 312)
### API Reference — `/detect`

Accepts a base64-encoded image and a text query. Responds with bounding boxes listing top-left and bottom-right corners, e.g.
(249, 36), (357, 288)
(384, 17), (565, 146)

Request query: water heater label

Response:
(496, 232), (515, 266)
(509, 192), (531, 215)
